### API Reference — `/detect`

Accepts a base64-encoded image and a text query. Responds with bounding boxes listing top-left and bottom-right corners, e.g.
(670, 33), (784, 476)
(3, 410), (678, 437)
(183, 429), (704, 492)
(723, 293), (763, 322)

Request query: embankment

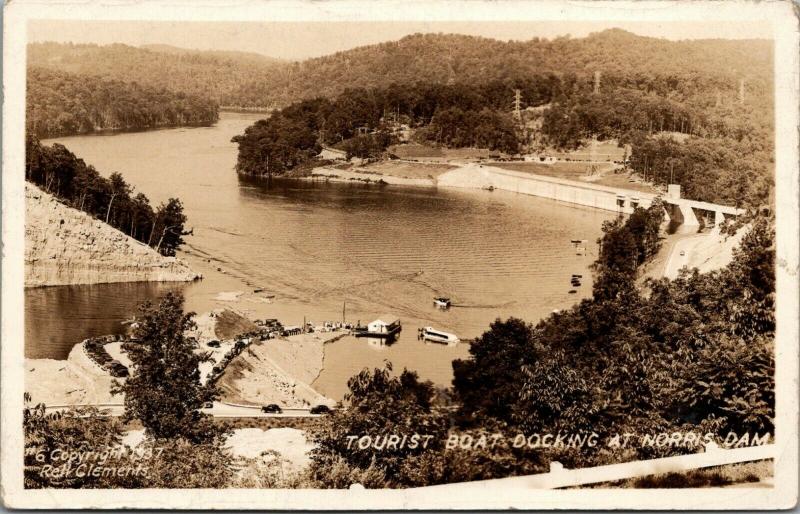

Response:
(217, 331), (341, 409)
(25, 183), (200, 287)
(663, 226), (748, 280)
(25, 342), (119, 405)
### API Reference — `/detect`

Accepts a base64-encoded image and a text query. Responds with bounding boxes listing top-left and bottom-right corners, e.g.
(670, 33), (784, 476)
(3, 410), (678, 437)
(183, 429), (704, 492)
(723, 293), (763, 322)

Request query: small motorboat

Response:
(433, 297), (452, 309)
(419, 327), (459, 345)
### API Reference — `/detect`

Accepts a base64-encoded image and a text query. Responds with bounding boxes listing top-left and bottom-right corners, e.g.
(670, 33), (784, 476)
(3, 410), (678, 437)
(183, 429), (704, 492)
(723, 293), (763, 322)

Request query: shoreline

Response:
(26, 156), (741, 408)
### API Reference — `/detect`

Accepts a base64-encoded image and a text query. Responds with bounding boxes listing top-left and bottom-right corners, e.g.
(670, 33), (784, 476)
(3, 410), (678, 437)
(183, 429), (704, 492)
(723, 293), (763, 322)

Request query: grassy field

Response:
(590, 173), (659, 194)
(492, 161), (616, 179)
(214, 309), (259, 340)
(549, 140), (627, 162)
(389, 143), (497, 161)
(362, 160), (456, 179)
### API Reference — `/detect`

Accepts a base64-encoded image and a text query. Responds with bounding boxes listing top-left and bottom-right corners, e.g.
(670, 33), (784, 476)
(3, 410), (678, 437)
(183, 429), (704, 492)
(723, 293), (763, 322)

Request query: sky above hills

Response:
(28, 20), (772, 61)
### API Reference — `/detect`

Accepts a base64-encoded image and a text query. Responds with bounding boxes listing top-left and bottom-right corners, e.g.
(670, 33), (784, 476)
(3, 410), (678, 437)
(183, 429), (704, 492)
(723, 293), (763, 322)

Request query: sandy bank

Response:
(217, 331), (343, 409)
(25, 183), (200, 287)
(25, 342), (119, 406)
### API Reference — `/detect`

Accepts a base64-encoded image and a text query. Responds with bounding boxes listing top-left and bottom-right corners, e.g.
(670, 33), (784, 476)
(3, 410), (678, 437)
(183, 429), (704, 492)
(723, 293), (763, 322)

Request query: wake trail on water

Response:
(448, 301), (516, 309)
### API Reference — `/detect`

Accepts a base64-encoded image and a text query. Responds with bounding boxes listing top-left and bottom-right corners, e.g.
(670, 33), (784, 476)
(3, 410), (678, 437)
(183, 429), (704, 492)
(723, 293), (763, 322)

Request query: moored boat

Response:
(419, 326), (459, 345)
(353, 315), (402, 339)
(433, 297), (452, 309)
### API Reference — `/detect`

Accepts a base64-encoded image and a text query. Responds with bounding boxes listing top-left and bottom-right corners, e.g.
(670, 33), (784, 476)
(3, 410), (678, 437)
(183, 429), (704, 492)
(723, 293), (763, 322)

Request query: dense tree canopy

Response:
(218, 30), (773, 109)
(232, 82), (526, 175)
(306, 364), (449, 487)
(28, 42), (284, 108)
(451, 207), (774, 468)
(27, 67), (219, 138)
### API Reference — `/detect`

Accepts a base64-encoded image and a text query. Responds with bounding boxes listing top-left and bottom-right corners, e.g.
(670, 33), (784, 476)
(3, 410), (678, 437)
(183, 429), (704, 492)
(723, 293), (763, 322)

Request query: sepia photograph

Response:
(2, 0), (798, 509)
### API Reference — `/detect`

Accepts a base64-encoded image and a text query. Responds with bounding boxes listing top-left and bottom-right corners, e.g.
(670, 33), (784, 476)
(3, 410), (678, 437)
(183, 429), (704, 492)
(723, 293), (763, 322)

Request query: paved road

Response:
(664, 234), (707, 279)
(44, 401), (323, 419)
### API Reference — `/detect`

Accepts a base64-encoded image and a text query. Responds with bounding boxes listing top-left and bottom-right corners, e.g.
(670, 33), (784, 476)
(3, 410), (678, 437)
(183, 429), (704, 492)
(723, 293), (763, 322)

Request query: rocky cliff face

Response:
(25, 184), (200, 287)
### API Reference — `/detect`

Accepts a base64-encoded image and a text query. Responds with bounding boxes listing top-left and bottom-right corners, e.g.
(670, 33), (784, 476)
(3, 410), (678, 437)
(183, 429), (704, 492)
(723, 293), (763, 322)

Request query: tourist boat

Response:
(433, 297), (452, 309)
(420, 327), (459, 345)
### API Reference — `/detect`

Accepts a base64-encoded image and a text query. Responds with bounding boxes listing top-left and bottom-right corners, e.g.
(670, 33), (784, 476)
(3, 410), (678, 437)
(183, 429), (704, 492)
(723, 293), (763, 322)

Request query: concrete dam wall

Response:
(437, 164), (742, 225)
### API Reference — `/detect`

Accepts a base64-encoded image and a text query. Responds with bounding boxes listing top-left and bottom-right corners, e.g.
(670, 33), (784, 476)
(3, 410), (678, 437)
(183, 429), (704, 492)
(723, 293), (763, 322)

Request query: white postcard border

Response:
(2, 0), (797, 509)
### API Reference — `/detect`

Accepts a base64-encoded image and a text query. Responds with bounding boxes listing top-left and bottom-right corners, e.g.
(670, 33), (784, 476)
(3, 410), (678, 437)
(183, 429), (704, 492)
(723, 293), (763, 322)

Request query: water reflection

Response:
(25, 282), (183, 359)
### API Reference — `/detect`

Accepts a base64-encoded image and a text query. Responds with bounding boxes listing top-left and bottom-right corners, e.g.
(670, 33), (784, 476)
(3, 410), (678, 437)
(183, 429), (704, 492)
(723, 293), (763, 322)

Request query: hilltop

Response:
(230, 30), (773, 107)
(28, 41), (284, 107)
(139, 44), (285, 65)
(29, 30), (773, 109)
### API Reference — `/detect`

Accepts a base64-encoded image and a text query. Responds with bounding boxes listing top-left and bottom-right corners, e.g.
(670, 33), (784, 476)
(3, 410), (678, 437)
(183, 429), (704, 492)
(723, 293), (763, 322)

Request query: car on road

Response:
(261, 404), (282, 414)
(680, 250), (686, 256)
(203, 402), (214, 409)
(310, 404), (332, 415)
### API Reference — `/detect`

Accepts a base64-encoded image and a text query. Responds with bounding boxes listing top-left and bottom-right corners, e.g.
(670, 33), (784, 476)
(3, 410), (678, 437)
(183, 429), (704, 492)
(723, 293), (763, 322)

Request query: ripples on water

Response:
(29, 114), (614, 398)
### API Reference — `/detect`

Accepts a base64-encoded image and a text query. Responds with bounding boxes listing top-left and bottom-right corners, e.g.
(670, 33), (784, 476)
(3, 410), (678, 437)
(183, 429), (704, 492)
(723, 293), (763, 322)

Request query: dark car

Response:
(261, 404), (282, 414)
(107, 361), (129, 378)
(310, 405), (331, 415)
(207, 340), (221, 348)
(203, 402), (214, 409)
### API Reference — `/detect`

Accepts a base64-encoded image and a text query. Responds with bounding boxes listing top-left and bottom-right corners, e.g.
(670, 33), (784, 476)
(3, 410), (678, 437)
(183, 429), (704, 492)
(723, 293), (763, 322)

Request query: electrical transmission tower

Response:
(513, 89), (522, 121)
(739, 78), (746, 105)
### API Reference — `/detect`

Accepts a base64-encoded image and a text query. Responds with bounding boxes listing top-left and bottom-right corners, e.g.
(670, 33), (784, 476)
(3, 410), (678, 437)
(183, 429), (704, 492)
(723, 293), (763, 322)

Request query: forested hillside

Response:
(27, 67), (219, 138)
(27, 42), (284, 107)
(29, 31), (772, 110)
(227, 30), (772, 108)
(232, 30), (773, 208)
(32, 31), (774, 207)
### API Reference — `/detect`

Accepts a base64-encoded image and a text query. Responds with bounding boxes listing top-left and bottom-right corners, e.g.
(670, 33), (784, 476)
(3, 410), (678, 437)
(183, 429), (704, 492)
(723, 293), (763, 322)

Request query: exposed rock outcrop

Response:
(25, 183), (200, 287)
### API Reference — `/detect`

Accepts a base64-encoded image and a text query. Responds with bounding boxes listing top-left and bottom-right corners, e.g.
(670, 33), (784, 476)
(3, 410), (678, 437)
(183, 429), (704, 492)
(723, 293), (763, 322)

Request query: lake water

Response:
(30, 113), (613, 399)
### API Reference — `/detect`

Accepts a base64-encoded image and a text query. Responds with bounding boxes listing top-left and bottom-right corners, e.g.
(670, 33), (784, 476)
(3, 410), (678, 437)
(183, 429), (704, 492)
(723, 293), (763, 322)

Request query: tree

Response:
(452, 317), (538, 424)
(307, 363), (447, 488)
(153, 198), (187, 256)
(115, 292), (220, 443)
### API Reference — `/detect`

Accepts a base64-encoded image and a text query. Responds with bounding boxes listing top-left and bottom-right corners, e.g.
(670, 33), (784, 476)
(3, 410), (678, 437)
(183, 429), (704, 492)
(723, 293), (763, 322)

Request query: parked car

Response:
(203, 402), (214, 409)
(207, 340), (221, 348)
(261, 404), (282, 414)
(106, 361), (129, 378)
(310, 405), (331, 415)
